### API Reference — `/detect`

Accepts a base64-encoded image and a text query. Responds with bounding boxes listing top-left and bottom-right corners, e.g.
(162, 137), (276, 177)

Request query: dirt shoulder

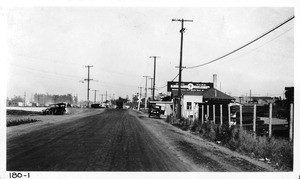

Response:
(132, 110), (275, 172)
(7, 108), (104, 140)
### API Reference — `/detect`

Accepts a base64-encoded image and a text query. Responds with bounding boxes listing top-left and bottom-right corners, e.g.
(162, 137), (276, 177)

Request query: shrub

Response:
(7, 109), (42, 116)
(195, 122), (293, 171)
(7, 118), (40, 127)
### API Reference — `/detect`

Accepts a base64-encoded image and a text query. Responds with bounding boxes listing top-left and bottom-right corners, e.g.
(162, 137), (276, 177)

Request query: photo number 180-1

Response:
(9, 172), (30, 178)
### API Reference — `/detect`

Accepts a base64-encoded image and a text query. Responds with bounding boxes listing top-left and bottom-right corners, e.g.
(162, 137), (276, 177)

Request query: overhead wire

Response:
(158, 15), (294, 88)
(216, 26), (294, 65)
(185, 15), (294, 69)
(9, 63), (138, 89)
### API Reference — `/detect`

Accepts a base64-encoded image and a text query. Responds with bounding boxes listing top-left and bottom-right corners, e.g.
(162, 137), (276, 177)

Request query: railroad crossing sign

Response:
(138, 97), (142, 103)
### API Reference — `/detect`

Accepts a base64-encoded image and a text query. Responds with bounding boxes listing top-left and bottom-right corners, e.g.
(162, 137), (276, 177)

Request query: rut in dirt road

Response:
(7, 109), (194, 171)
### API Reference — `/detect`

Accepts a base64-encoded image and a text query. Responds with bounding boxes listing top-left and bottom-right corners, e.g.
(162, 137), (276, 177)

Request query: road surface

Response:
(7, 109), (274, 171)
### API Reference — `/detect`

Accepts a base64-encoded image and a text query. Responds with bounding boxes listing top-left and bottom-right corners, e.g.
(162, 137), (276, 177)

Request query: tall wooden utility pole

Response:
(24, 92), (26, 107)
(143, 75), (150, 109)
(84, 65), (93, 108)
(138, 87), (143, 110)
(105, 91), (107, 103)
(149, 56), (160, 100)
(100, 94), (104, 103)
(172, 18), (193, 120)
(92, 90), (98, 103)
(149, 77), (154, 100)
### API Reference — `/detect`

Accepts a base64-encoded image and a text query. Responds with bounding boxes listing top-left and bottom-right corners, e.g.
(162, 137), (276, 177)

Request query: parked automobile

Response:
(42, 103), (67, 115)
(116, 100), (123, 109)
(148, 106), (161, 118)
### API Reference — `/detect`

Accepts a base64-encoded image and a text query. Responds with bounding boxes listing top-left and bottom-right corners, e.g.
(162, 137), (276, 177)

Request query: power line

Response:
(160, 15), (294, 86)
(9, 63), (83, 80)
(10, 63), (138, 90)
(219, 26), (294, 65)
(186, 15), (294, 69)
(12, 52), (142, 79)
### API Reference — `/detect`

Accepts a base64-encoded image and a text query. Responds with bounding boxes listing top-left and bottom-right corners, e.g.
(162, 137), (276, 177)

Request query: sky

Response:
(5, 7), (294, 101)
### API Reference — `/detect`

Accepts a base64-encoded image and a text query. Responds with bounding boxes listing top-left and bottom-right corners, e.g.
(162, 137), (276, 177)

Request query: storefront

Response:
(168, 81), (235, 120)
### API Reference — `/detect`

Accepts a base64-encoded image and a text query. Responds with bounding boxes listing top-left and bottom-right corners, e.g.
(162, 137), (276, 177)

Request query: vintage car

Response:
(148, 106), (161, 118)
(42, 103), (67, 115)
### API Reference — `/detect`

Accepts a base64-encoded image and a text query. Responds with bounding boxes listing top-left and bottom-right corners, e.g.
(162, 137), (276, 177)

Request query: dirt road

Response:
(7, 109), (274, 171)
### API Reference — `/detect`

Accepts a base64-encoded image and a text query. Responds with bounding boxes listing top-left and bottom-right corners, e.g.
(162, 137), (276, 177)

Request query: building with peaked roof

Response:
(168, 79), (235, 119)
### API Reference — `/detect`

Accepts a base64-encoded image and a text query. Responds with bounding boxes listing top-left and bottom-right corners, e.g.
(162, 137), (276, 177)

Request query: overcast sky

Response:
(6, 7), (294, 101)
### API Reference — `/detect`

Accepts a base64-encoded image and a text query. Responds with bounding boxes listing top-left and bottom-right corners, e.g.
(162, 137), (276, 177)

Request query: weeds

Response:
(172, 117), (293, 171)
(7, 110), (42, 116)
(7, 118), (40, 127)
(195, 121), (293, 171)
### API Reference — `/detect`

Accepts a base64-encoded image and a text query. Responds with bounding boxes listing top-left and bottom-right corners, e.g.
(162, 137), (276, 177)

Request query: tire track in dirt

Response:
(8, 109), (197, 171)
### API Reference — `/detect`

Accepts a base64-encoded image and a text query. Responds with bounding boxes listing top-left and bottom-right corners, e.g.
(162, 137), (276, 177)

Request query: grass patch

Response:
(198, 122), (293, 171)
(171, 118), (293, 171)
(7, 118), (40, 127)
(7, 109), (42, 116)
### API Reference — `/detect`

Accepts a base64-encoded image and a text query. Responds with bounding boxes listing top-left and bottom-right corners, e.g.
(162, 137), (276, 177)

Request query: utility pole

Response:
(84, 65), (93, 108)
(172, 18), (193, 120)
(92, 90), (98, 103)
(149, 56), (160, 100)
(138, 87), (143, 110)
(149, 77), (154, 100)
(100, 94), (104, 103)
(106, 91), (108, 104)
(24, 92), (26, 107)
(143, 75), (150, 108)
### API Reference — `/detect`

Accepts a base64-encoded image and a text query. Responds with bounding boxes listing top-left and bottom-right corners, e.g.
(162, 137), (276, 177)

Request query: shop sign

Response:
(167, 81), (213, 92)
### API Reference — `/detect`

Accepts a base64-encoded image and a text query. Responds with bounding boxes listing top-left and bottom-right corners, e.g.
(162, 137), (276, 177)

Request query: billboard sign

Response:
(167, 81), (213, 92)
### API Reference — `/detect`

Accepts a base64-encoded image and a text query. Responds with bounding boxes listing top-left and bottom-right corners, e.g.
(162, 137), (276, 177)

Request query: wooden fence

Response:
(198, 103), (294, 141)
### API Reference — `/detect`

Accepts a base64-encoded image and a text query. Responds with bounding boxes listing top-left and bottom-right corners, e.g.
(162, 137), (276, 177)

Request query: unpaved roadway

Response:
(7, 109), (275, 171)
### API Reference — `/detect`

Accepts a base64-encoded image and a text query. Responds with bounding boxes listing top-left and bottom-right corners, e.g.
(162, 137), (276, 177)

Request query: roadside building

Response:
(167, 77), (235, 120)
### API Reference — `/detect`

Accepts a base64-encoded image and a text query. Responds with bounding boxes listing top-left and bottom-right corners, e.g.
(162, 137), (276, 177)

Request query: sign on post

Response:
(167, 81), (213, 92)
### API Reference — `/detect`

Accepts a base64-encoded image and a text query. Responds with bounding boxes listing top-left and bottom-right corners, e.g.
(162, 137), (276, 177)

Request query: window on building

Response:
(187, 102), (192, 110)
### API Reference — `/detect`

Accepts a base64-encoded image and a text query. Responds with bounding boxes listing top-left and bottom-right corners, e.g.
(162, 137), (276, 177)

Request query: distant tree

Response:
(10, 96), (24, 103)
(131, 94), (139, 108)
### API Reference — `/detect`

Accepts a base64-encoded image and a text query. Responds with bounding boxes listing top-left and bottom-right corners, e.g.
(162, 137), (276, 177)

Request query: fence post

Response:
(269, 103), (272, 138)
(290, 103), (293, 142)
(201, 105), (204, 124)
(240, 105), (243, 130)
(213, 105), (215, 124)
(207, 105), (209, 120)
(220, 104), (223, 126)
(253, 104), (256, 137)
(228, 104), (231, 127)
